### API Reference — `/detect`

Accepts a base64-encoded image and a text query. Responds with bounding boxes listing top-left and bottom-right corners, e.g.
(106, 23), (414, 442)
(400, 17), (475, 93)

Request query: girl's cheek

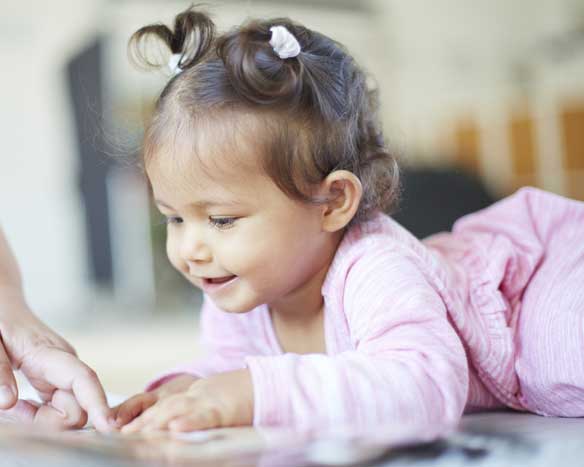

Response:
(166, 236), (185, 273)
(222, 242), (254, 270)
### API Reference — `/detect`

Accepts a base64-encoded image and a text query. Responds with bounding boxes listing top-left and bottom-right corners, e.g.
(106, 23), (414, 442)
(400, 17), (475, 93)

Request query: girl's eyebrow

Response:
(154, 198), (242, 209)
(155, 199), (172, 209)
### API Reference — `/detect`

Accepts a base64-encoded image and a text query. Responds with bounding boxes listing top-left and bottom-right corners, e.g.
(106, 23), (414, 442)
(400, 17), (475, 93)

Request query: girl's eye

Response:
(209, 217), (238, 230)
(164, 216), (183, 225)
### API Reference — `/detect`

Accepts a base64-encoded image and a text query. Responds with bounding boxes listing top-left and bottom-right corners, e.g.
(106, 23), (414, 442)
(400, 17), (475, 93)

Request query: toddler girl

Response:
(113, 6), (584, 434)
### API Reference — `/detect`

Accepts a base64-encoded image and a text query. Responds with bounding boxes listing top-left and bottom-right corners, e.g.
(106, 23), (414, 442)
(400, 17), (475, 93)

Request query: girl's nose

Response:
(183, 244), (212, 263)
(180, 229), (212, 264)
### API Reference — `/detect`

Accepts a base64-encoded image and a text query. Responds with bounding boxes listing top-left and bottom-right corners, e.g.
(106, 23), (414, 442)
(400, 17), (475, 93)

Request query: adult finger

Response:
(33, 405), (70, 429)
(28, 348), (112, 432)
(0, 341), (17, 409)
(29, 379), (55, 403)
(44, 389), (88, 429)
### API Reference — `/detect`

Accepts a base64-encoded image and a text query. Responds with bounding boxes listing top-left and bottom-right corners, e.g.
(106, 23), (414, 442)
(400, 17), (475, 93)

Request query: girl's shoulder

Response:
(323, 214), (448, 340)
(338, 212), (427, 262)
(322, 212), (435, 296)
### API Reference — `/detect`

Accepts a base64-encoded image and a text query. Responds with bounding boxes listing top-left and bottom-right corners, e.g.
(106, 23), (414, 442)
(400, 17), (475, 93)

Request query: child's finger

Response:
(168, 410), (219, 432)
(140, 400), (191, 432)
(122, 396), (187, 433)
(114, 393), (157, 427)
(120, 408), (153, 433)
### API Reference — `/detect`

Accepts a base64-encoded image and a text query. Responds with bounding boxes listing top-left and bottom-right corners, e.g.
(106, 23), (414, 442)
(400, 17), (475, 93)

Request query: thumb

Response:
(0, 399), (38, 423)
(0, 339), (17, 409)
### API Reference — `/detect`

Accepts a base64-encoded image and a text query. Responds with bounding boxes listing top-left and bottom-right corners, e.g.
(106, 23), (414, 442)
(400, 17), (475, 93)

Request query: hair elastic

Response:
(269, 25), (301, 59)
(168, 54), (183, 75)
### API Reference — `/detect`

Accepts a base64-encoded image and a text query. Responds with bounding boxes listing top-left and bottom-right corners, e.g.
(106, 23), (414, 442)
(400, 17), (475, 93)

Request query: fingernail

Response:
(48, 403), (68, 419)
(90, 411), (112, 433)
(0, 385), (15, 406)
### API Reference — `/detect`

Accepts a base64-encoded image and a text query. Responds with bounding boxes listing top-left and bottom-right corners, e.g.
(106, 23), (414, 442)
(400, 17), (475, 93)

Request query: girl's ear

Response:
(319, 170), (363, 232)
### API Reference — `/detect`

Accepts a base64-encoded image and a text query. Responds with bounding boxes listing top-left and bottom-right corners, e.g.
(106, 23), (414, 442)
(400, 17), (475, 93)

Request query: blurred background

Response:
(1, 0), (583, 397)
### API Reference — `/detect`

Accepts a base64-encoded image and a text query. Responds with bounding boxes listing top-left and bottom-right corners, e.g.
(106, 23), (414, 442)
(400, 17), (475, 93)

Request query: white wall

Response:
(374, 0), (584, 194)
(0, 0), (106, 322)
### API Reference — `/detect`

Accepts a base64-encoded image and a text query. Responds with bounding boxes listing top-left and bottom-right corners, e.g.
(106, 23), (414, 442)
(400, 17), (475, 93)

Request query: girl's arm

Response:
(245, 249), (469, 429)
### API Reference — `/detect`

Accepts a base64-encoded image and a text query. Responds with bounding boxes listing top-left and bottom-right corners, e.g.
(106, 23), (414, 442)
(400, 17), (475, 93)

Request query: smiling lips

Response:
(205, 276), (236, 284)
(201, 275), (238, 293)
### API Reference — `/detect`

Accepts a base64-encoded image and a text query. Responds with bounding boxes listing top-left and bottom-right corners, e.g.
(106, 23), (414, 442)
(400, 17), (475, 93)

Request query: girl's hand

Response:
(120, 369), (254, 433)
(112, 374), (198, 427)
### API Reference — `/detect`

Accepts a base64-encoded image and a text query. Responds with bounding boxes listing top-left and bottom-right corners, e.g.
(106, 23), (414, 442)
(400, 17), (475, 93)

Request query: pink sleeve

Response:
(245, 249), (469, 429)
(146, 296), (255, 391)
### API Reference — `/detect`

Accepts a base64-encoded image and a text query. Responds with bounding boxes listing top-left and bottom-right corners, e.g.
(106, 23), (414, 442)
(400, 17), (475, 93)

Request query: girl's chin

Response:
(190, 278), (263, 312)
(208, 294), (261, 314)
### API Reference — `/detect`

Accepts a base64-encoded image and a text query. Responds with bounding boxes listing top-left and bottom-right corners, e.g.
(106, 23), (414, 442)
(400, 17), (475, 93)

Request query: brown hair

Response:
(129, 5), (400, 225)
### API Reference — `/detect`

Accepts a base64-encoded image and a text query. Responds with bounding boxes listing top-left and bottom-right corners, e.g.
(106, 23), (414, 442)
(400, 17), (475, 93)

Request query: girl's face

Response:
(146, 143), (336, 314)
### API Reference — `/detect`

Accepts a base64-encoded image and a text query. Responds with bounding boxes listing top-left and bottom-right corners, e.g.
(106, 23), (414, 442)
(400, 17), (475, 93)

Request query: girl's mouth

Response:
(201, 275), (238, 293)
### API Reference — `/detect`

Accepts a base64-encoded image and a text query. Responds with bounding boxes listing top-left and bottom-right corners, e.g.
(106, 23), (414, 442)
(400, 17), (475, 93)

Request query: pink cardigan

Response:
(149, 187), (576, 429)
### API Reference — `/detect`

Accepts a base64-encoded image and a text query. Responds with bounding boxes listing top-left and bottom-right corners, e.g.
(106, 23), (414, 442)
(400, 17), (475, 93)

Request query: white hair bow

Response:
(269, 25), (301, 59)
(168, 54), (183, 75)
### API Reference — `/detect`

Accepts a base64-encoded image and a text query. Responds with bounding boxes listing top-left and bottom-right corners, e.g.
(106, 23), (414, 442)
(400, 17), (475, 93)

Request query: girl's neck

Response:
(269, 231), (342, 327)
(269, 265), (326, 327)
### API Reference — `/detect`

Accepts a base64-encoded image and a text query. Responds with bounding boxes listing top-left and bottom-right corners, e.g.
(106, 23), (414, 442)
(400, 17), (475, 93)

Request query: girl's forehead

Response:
(145, 108), (284, 204)
(149, 133), (261, 180)
(152, 108), (267, 169)
(146, 136), (271, 205)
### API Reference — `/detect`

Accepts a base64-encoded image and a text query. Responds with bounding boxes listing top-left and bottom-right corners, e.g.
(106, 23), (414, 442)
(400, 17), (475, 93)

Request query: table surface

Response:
(1, 412), (584, 466)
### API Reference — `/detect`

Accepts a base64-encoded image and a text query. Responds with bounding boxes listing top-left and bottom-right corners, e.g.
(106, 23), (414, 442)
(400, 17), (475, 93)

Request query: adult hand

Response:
(0, 295), (113, 432)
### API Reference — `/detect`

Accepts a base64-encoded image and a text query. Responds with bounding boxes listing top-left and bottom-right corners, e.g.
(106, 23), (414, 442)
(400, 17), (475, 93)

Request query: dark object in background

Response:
(392, 166), (497, 239)
(66, 37), (113, 288)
